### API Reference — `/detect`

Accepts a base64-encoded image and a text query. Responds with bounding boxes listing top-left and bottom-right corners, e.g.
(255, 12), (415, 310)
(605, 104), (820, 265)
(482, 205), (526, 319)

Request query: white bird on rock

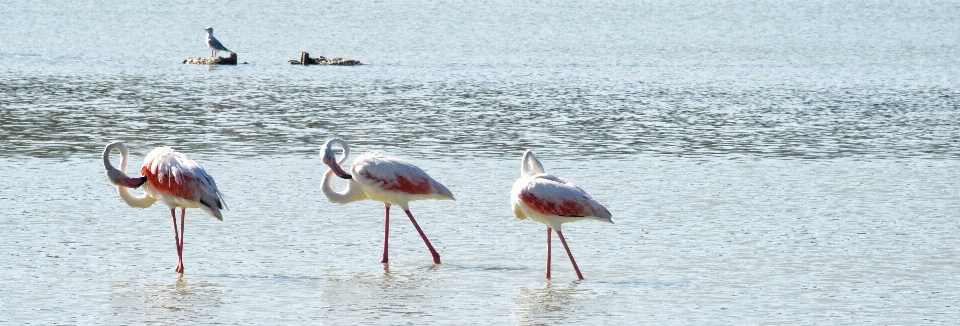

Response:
(204, 27), (232, 58)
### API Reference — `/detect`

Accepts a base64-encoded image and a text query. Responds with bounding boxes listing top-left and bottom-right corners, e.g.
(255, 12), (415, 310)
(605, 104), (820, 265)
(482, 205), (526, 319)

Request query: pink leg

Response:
(170, 209), (183, 274)
(546, 227), (553, 279)
(555, 230), (584, 280)
(404, 209), (441, 264)
(179, 208), (185, 274)
(381, 204), (391, 264)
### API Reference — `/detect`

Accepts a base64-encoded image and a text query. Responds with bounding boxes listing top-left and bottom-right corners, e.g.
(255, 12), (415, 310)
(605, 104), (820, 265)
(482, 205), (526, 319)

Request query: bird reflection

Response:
(512, 282), (586, 324)
(138, 279), (222, 322)
(382, 263), (391, 275)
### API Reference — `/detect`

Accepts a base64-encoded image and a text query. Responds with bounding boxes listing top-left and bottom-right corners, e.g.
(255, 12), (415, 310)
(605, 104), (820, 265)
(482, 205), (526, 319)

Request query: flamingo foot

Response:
(403, 209), (441, 264)
(555, 230), (584, 280)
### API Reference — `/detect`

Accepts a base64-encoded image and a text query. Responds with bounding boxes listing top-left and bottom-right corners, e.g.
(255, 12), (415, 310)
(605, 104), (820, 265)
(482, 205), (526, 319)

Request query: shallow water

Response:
(2, 0), (960, 324)
(3, 155), (959, 324)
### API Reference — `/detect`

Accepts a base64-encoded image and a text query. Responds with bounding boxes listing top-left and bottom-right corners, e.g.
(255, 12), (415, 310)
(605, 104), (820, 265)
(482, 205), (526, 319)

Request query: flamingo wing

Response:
(518, 175), (611, 220)
(354, 153), (454, 198)
(142, 147), (226, 210)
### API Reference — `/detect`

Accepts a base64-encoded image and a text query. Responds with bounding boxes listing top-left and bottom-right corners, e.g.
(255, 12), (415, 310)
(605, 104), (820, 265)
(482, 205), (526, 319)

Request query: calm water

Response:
(2, 0), (960, 324)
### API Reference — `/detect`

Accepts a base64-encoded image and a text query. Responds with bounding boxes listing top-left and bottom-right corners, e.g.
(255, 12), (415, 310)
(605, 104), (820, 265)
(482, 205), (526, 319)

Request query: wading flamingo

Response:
(102, 141), (226, 275)
(320, 138), (454, 264)
(510, 151), (612, 280)
(204, 27), (232, 58)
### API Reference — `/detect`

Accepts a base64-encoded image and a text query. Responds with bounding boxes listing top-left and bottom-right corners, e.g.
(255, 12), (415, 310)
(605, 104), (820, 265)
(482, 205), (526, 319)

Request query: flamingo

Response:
(204, 27), (232, 58)
(319, 138), (454, 264)
(510, 151), (612, 280)
(102, 141), (226, 275)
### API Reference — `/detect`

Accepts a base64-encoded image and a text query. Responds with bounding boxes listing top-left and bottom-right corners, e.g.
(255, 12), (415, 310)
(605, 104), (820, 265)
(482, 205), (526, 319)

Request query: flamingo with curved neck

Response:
(511, 150), (613, 280)
(320, 138), (454, 264)
(103, 142), (155, 208)
(102, 141), (227, 275)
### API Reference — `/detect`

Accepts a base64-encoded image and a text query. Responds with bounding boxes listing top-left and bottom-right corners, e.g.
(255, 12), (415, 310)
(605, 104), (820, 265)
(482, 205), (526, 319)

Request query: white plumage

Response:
(320, 138), (454, 264)
(348, 152), (455, 208)
(102, 141), (226, 275)
(512, 173), (612, 231)
(141, 146), (226, 220)
(204, 27), (232, 58)
(510, 150), (612, 280)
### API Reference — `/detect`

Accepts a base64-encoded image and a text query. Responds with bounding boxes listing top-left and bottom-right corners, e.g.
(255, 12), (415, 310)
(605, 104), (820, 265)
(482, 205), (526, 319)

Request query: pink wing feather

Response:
(518, 175), (611, 219)
(354, 153), (454, 198)
(142, 147), (226, 210)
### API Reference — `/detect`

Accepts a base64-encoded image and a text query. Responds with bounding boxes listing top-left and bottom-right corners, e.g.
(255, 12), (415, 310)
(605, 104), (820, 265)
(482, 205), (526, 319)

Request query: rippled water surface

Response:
(2, 0), (960, 324)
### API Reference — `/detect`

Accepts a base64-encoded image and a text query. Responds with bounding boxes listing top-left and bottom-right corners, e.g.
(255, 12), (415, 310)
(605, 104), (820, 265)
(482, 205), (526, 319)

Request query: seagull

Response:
(204, 27), (232, 58)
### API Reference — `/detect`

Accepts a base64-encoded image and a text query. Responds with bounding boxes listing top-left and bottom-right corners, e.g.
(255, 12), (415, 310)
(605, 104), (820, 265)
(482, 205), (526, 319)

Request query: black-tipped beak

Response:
(327, 159), (352, 180)
(119, 176), (148, 188)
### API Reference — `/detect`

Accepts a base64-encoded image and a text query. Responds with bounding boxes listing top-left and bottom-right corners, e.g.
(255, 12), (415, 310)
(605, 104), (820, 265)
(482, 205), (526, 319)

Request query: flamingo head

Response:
(103, 141), (149, 188)
(321, 139), (353, 179)
(321, 155), (352, 179)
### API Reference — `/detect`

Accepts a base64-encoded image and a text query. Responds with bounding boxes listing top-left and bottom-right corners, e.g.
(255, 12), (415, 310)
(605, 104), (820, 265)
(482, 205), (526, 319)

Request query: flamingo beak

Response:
(333, 164), (353, 179)
(119, 176), (148, 188)
(324, 155), (352, 179)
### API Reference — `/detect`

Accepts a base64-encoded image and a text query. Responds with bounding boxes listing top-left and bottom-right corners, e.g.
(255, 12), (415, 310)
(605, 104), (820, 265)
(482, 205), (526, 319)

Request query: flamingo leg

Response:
(179, 208), (185, 274)
(546, 227), (553, 279)
(555, 230), (584, 280)
(170, 208), (183, 274)
(403, 209), (441, 264)
(381, 204), (391, 264)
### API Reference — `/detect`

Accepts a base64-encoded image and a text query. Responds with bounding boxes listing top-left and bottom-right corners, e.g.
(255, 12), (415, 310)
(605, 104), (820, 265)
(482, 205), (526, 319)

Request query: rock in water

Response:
(286, 54), (362, 66)
(184, 53), (238, 65)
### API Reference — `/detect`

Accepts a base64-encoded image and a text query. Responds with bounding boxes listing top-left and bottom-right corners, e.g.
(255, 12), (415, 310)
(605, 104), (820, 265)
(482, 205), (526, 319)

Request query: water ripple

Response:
(3, 64), (958, 160)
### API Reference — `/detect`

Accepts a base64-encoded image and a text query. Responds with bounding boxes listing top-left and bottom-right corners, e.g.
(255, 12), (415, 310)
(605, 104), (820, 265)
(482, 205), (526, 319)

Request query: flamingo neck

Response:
(103, 142), (156, 208)
(103, 142), (131, 184)
(322, 138), (351, 165)
(320, 169), (368, 204)
(116, 184), (157, 208)
(521, 150), (546, 177)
